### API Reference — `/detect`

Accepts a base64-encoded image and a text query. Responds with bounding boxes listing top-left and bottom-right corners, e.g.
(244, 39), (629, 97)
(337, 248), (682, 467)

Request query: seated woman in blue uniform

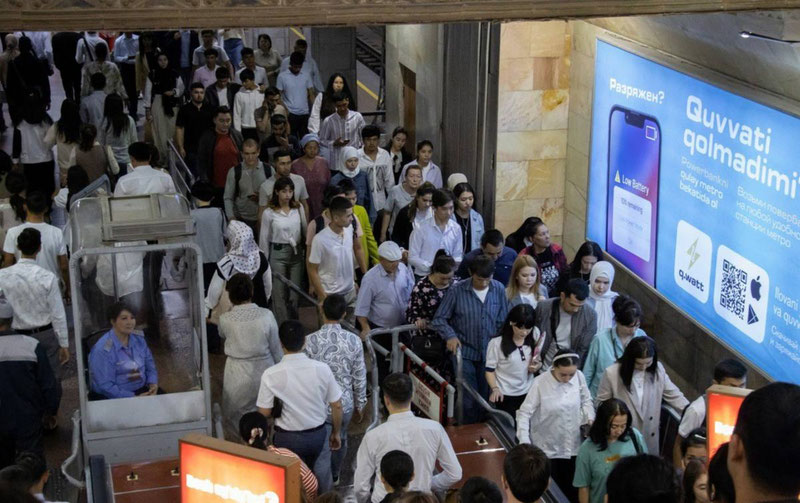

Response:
(88, 302), (159, 399)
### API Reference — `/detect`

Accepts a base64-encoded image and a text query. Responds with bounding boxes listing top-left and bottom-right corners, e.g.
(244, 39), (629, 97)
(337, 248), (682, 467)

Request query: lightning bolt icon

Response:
(687, 238), (700, 269)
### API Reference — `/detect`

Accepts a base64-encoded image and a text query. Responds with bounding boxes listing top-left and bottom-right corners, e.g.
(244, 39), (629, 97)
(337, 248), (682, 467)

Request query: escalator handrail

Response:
(454, 347), (516, 436)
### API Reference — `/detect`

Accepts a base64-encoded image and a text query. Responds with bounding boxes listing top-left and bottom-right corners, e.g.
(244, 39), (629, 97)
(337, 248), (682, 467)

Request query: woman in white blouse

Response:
(596, 336), (689, 456)
(517, 348), (595, 503)
(485, 304), (544, 420)
(259, 176), (307, 326)
(219, 273), (282, 440)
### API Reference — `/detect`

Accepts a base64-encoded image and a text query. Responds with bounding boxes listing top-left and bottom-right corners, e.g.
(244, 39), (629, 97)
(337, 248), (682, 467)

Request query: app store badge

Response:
(674, 220), (712, 303)
(713, 246), (769, 343)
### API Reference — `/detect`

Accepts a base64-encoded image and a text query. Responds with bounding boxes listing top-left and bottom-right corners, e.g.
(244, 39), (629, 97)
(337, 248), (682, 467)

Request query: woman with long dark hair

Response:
(596, 336), (688, 455)
(683, 460), (710, 503)
(485, 303), (543, 419)
(308, 72), (356, 134)
(45, 99), (81, 184)
(452, 182), (485, 254)
(384, 126), (412, 184)
(553, 240), (604, 295)
(12, 92), (56, 196)
(573, 398), (646, 503)
(258, 176), (307, 325)
(505, 216), (542, 253)
(144, 52), (184, 167)
(390, 181), (434, 249)
(517, 348), (594, 503)
(74, 124), (110, 182)
(99, 93), (136, 173)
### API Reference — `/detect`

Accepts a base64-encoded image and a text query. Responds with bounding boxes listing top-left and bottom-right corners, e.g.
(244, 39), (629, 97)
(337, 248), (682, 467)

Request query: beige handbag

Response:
(208, 283), (232, 325)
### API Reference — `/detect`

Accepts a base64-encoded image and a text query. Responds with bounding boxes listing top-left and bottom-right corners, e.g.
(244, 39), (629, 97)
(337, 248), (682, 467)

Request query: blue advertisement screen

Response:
(587, 40), (800, 384)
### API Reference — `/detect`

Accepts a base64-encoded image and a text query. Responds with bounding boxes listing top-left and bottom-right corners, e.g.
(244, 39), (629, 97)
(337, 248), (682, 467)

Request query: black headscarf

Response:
(149, 61), (179, 117)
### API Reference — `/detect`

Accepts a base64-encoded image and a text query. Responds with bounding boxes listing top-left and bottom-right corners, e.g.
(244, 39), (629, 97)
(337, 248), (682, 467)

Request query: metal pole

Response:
(455, 347), (464, 425)
(390, 329), (400, 373)
(365, 335), (382, 432)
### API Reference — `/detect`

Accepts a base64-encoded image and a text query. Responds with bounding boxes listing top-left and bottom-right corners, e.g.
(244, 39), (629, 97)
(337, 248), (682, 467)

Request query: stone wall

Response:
(565, 17), (773, 397)
(494, 21), (570, 244)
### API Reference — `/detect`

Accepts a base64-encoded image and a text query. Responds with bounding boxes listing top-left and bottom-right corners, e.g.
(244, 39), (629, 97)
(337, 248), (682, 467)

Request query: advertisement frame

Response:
(586, 32), (800, 383)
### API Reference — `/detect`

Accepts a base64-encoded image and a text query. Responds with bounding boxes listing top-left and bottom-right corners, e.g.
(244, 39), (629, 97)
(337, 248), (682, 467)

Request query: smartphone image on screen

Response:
(605, 105), (661, 287)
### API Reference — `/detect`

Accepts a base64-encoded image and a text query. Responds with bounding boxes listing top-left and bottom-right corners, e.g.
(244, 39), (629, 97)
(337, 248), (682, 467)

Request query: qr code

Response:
(720, 259), (747, 319)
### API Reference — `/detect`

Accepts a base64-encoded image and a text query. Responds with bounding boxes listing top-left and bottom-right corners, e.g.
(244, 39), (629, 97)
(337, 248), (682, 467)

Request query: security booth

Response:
(62, 192), (219, 501)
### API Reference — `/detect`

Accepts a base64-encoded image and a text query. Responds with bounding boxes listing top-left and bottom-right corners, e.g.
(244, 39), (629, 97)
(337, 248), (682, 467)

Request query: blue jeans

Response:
(455, 357), (488, 424)
(272, 423), (327, 472)
(313, 409), (353, 492)
(224, 38), (244, 69)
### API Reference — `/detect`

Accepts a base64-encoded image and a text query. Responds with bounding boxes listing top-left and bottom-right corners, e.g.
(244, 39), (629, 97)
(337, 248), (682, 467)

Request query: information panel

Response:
(587, 39), (800, 384)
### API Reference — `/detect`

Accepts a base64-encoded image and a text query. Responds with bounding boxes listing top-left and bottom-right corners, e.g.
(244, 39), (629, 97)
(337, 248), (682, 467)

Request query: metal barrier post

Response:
(390, 329), (401, 373)
(365, 335), (382, 432)
(455, 347), (464, 425)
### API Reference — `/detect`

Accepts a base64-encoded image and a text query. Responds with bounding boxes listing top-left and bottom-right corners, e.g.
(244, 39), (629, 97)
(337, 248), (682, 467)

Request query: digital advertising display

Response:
(180, 434), (300, 503)
(587, 39), (800, 384)
(705, 385), (751, 458)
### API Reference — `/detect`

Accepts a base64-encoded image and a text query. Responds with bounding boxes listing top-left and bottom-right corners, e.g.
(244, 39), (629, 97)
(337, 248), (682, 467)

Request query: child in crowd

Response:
(380, 450), (415, 503)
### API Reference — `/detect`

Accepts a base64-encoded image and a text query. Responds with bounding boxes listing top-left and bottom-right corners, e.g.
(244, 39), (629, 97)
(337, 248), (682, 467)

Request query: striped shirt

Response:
(318, 110), (365, 168)
(267, 446), (318, 500)
(430, 278), (509, 361)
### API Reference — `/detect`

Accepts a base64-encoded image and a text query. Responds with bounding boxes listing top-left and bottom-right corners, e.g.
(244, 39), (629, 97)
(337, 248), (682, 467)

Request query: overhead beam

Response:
(0, 0), (798, 31)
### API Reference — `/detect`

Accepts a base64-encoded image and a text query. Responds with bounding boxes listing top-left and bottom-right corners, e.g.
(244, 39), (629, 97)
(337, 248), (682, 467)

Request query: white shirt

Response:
(259, 206), (307, 259)
(255, 353), (342, 431)
(357, 147), (394, 212)
(258, 174), (309, 206)
(0, 259), (68, 347)
(12, 121), (53, 165)
(473, 287), (489, 303)
(3, 222), (66, 281)
(113, 165), (177, 196)
(544, 308), (573, 368)
(14, 31), (52, 65)
(632, 370), (646, 410)
(308, 225), (355, 295)
(485, 336), (536, 396)
(401, 160), (443, 189)
(408, 218), (463, 276)
(516, 370), (595, 458)
(217, 87), (229, 108)
(235, 66), (268, 89)
(192, 43), (230, 67)
(233, 88), (262, 130)
(354, 411), (462, 503)
(519, 293), (538, 308)
(319, 110), (365, 168)
(678, 395), (706, 438)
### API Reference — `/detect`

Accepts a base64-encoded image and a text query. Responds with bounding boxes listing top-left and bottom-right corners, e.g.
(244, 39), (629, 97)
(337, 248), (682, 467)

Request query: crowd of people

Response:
(0, 29), (798, 503)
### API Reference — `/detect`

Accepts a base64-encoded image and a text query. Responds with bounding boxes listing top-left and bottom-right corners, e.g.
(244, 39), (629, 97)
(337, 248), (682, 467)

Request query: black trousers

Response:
(58, 63), (82, 104)
(550, 457), (578, 503)
(288, 113), (309, 138)
(119, 63), (138, 119)
(0, 427), (43, 470)
(493, 393), (526, 424)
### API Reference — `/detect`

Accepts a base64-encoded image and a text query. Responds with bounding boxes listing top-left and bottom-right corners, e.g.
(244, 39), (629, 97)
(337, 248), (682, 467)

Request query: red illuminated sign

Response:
(180, 433), (301, 503)
(706, 384), (751, 458)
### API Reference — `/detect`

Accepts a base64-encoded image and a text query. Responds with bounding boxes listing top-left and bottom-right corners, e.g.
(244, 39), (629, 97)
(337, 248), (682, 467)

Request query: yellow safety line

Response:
(357, 80), (379, 101)
(290, 27), (306, 40)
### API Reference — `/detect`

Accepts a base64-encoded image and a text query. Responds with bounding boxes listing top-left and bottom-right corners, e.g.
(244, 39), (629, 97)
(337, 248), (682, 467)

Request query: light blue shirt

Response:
(113, 34), (139, 64)
(276, 69), (314, 115)
(89, 330), (158, 398)
(355, 262), (415, 328)
(583, 326), (647, 397)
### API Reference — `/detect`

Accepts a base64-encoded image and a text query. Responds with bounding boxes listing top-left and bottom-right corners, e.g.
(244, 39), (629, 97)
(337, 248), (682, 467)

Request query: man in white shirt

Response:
(3, 191), (68, 295)
(233, 69), (263, 142)
(257, 319), (343, 479)
(354, 372), (461, 502)
(276, 52), (315, 138)
(357, 124), (393, 223)
(75, 31), (103, 65)
(0, 228), (70, 381)
(235, 47), (268, 90)
(191, 48), (221, 90)
(308, 197), (357, 312)
(192, 29), (233, 78)
(114, 142), (177, 197)
(257, 150), (310, 227)
(319, 91), (365, 171)
(408, 189), (463, 277)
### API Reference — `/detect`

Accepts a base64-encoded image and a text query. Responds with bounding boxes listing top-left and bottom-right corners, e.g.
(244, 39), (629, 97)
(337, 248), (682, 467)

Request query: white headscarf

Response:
(218, 221), (261, 279)
(589, 261), (618, 331)
(338, 146), (360, 177)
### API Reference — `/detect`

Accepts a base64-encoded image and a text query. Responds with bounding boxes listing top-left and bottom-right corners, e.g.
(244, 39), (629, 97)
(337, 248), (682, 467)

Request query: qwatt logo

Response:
(674, 221), (712, 303)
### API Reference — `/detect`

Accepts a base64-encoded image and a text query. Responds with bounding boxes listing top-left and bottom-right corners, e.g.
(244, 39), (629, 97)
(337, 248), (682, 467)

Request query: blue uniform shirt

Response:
(89, 330), (158, 398)
(455, 246), (518, 286)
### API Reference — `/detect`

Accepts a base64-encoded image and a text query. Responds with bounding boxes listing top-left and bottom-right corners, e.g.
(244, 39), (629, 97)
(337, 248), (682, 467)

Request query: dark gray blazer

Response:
(534, 296), (597, 368)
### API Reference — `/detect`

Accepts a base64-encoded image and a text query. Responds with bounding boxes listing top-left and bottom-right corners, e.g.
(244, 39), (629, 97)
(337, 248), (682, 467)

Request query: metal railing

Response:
(398, 342), (456, 423)
(167, 140), (196, 203)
